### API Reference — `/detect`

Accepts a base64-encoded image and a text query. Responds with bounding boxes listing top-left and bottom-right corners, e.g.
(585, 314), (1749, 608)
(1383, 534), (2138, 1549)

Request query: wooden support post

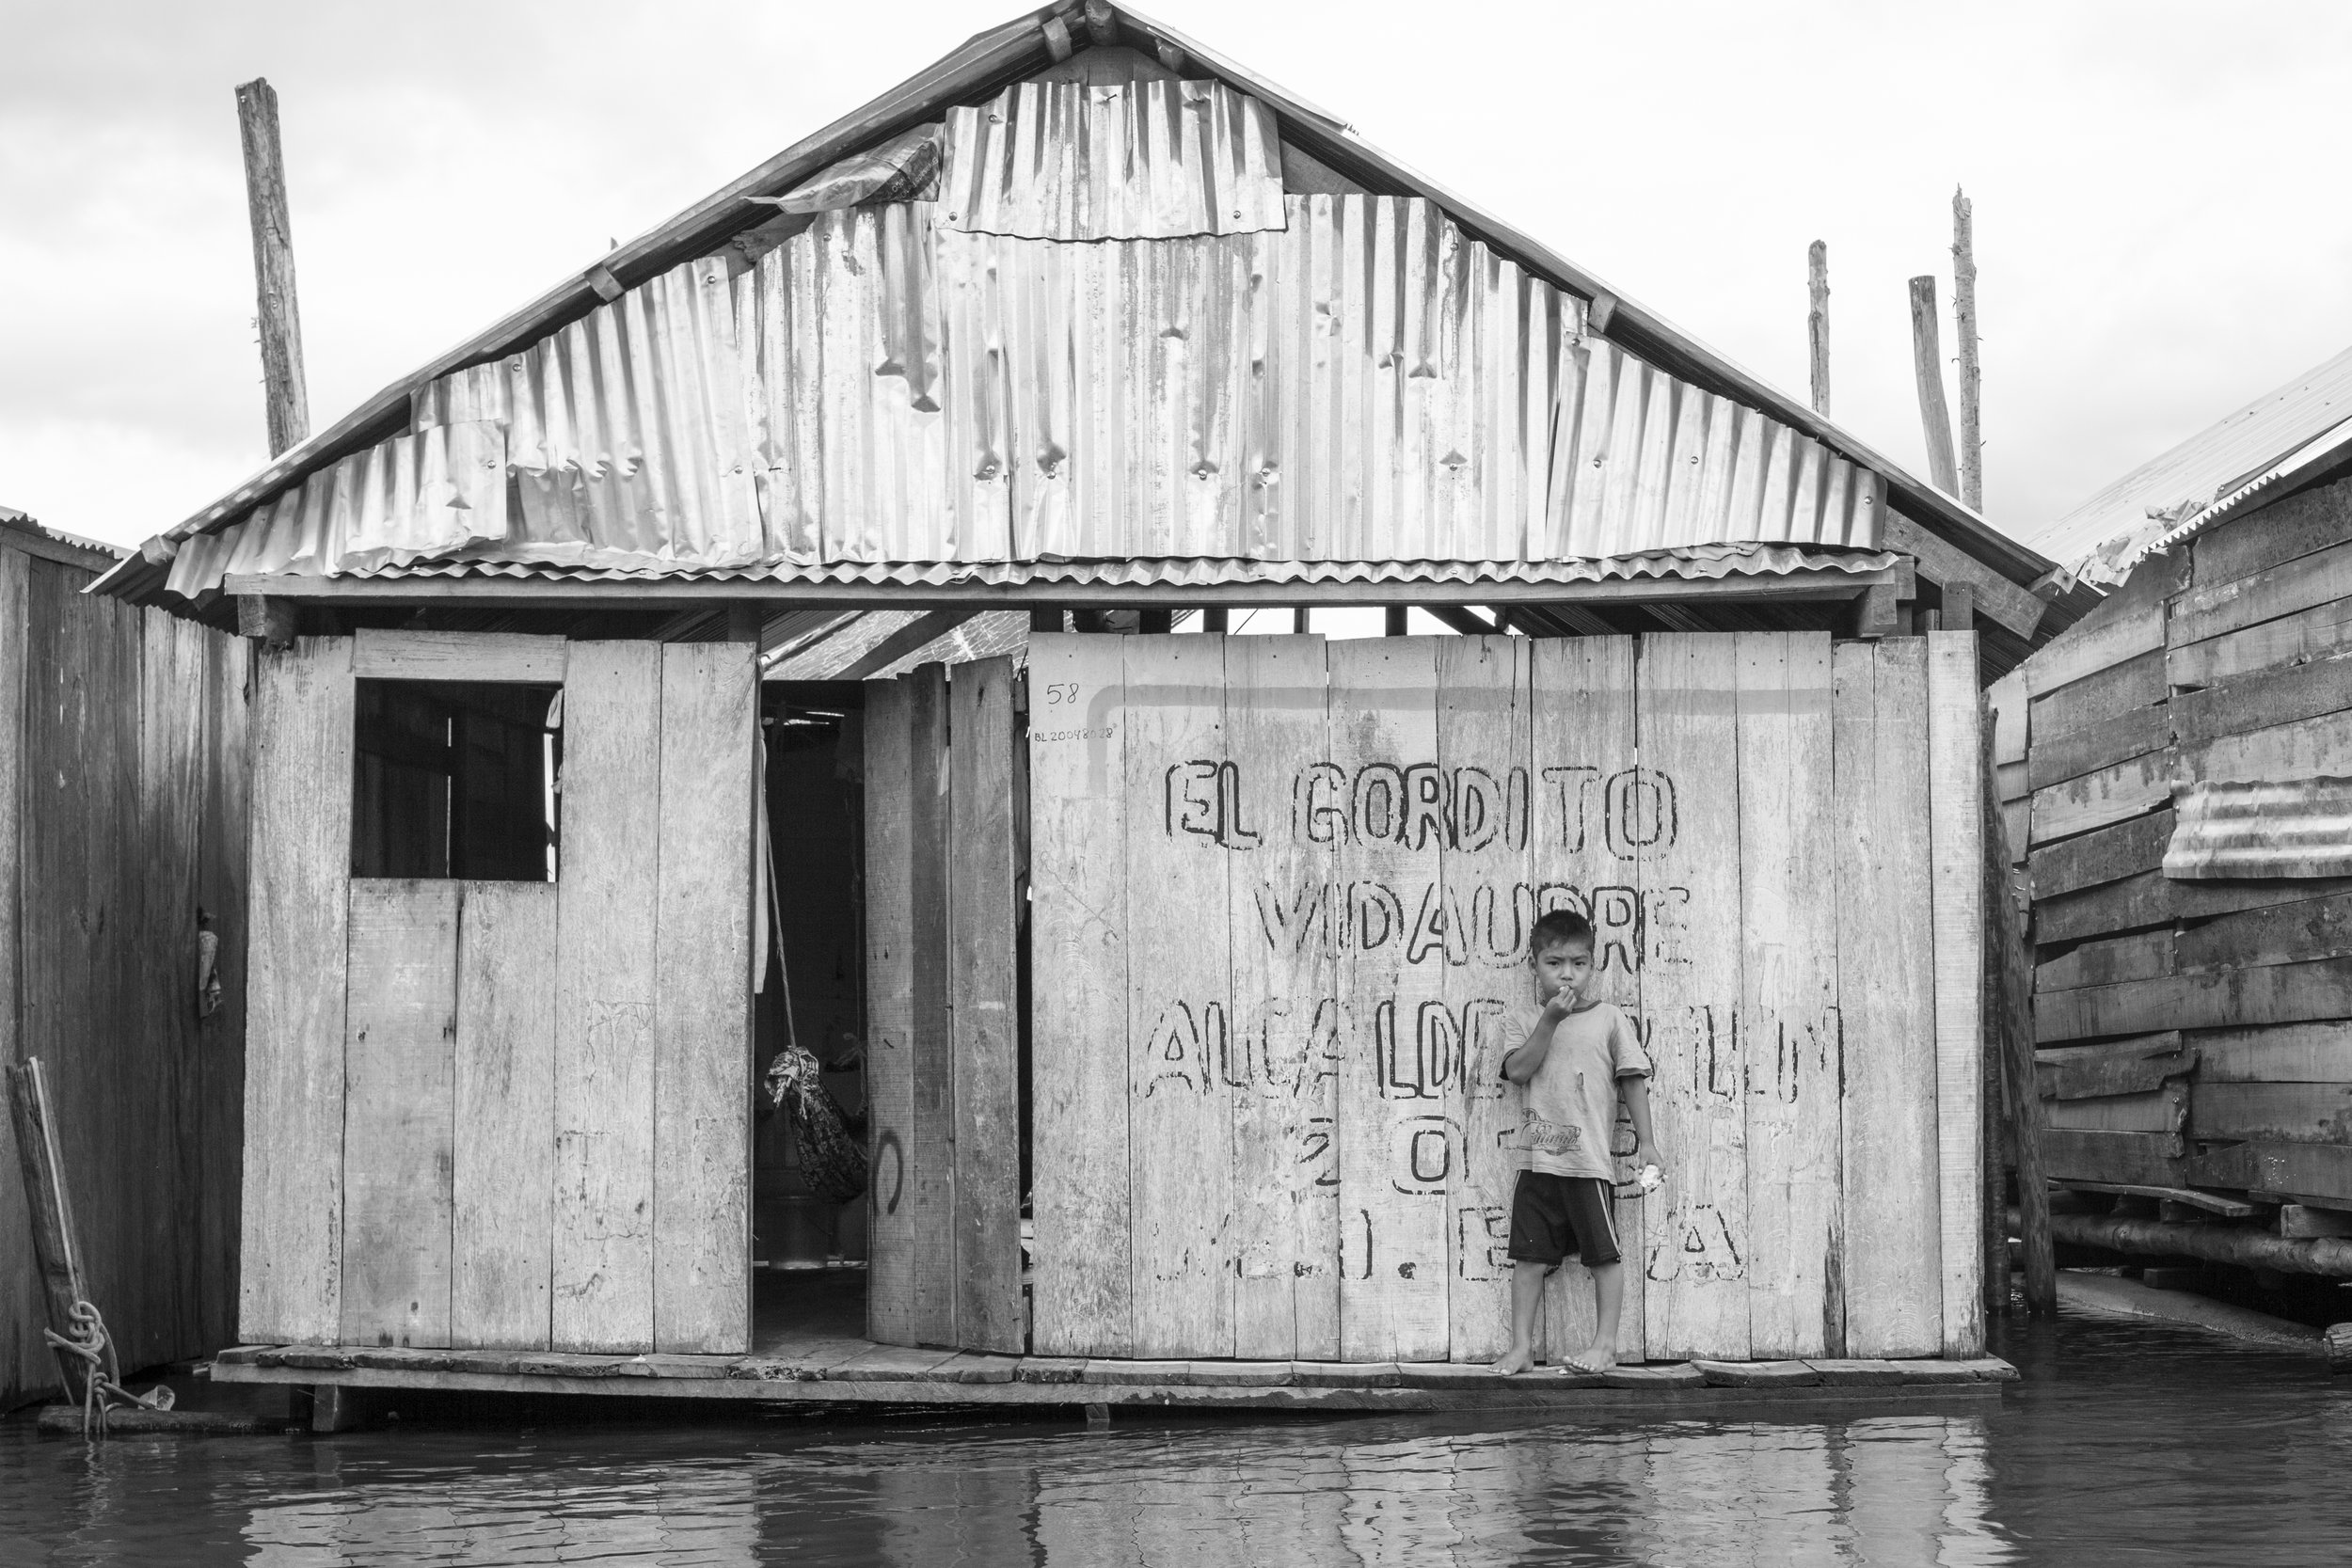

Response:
(1984, 728), (2055, 1314)
(237, 594), (299, 649)
(1851, 584), (1901, 640)
(235, 78), (310, 457)
(1908, 276), (1960, 498)
(1041, 13), (1074, 60)
(1292, 608), (1311, 634)
(1084, 0), (1118, 44)
(6, 1059), (90, 1402)
(1807, 240), (1831, 418)
(1384, 607), (1408, 637)
(1199, 608), (1228, 633)
(1942, 584), (1976, 633)
(1952, 189), (1982, 512)
(311, 1384), (366, 1433)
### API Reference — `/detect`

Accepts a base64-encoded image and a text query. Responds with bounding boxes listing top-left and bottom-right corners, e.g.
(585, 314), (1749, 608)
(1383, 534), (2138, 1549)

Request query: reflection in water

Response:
(13, 1319), (2352, 1567)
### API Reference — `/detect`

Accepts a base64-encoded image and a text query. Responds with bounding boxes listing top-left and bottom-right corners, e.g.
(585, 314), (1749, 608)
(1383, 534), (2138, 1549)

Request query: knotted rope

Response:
(43, 1298), (173, 1439)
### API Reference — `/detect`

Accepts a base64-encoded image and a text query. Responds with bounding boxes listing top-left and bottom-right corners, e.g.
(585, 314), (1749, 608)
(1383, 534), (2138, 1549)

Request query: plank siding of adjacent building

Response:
(2022, 469), (2352, 1211)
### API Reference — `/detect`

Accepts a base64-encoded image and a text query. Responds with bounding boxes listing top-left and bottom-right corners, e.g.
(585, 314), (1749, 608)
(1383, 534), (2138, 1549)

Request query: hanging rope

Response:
(43, 1298), (173, 1439)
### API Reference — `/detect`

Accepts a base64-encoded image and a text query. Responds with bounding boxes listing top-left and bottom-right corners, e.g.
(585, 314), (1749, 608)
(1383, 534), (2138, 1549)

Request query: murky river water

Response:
(6, 1314), (2350, 1566)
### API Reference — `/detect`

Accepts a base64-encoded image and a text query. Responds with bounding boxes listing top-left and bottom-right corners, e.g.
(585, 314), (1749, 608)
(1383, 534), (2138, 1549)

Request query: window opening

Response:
(351, 679), (563, 880)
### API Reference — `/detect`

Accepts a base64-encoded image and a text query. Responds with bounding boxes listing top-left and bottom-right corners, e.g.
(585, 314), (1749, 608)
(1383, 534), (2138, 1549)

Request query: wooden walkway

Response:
(208, 1271), (2017, 1414)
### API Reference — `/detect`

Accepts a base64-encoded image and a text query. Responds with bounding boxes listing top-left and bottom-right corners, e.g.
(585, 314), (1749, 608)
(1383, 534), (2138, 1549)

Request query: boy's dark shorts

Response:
(1507, 1171), (1620, 1269)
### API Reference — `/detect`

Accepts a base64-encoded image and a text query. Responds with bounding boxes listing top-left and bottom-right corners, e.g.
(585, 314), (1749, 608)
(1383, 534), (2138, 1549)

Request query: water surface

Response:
(6, 1315), (2347, 1565)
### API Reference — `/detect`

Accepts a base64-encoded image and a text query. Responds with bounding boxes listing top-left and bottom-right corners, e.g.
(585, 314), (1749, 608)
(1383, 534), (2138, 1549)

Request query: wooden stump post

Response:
(6, 1059), (91, 1400)
(1980, 728), (2055, 1313)
(1807, 240), (1831, 417)
(1909, 276), (1961, 498)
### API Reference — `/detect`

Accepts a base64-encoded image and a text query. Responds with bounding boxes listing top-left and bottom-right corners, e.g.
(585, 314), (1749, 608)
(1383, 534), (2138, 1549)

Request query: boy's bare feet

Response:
(1489, 1344), (1535, 1375)
(1557, 1344), (1619, 1374)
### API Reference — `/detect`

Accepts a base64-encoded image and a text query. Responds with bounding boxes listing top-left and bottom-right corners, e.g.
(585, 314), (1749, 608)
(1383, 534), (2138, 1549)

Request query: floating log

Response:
(2046, 1211), (2352, 1275)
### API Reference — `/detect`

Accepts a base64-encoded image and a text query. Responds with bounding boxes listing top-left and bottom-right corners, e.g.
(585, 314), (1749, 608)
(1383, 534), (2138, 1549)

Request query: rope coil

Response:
(43, 1298), (173, 1439)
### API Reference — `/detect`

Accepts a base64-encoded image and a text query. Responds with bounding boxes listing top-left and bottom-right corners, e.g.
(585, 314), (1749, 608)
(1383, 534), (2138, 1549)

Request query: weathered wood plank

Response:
(2027, 650), (2166, 744)
(2171, 531), (2352, 648)
(2028, 749), (2171, 847)
(2192, 1082), (2352, 1144)
(551, 641), (662, 1353)
(2034, 868), (2352, 947)
(1328, 637), (1449, 1363)
(2036, 929), (2174, 992)
(2043, 1089), (2180, 1134)
(0, 547), (36, 1402)
(948, 657), (1022, 1354)
(1834, 639), (1942, 1358)
(2027, 810), (2175, 904)
(1988, 670), (2027, 766)
(2179, 706), (2352, 786)
(1436, 636), (1529, 1364)
(340, 879), (459, 1349)
(1880, 512), (2045, 640)
(1925, 633), (1983, 1357)
(1025, 635), (1134, 1357)
(2041, 1130), (2185, 1188)
(353, 629), (566, 685)
(198, 622), (252, 1360)
(1121, 635), (1235, 1357)
(2173, 893), (2352, 975)
(2026, 705), (2169, 792)
(2036, 957), (2352, 1043)
(2035, 1035), (2190, 1100)
(242, 637), (356, 1345)
(2171, 652), (2352, 752)
(452, 880), (556, 1350)
(1528, 637), (1645, 1363)
(2189, 1022), (2352, 1085)
(861, 678), (918, 1346)
(2169, 596), (2352, 689)
(1638, 634), (1749, 1361)
(1226, 635), (1337, 1361)
(2189, 474), (2352, 592)
(652, 642), (755, 1354)
(903, 663), (955, 1346)
(2191, 1140), (2352, 1202)
(1738, 632), (1840, 1360)
(2020, 591), (2166, 699)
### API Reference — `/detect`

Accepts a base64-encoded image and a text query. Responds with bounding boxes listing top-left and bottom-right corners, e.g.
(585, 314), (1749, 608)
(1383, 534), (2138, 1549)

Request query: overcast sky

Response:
(6, 0), (2351, 556)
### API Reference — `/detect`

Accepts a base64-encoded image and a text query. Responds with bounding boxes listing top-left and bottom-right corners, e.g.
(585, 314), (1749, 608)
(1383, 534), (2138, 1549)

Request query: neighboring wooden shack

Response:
(99, 5), (2082, 1396)
(0, 508), (248, 1408)
(2000, 348), (2352, 1276)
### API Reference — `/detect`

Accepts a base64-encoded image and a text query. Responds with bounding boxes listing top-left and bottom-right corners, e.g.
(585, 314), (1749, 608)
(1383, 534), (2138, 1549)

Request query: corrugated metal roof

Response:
(2031, 342), (2352, 585)
(165, 193), (1879, 597)
(939, 79), (1285, 240)
(246, 541), (1893, 590)
(97, 2), (2064, 630)
(2165, 776), (2352, 880)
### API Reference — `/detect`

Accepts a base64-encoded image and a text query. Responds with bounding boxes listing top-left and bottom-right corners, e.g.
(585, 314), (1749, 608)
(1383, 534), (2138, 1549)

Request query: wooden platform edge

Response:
(209, 1351), (2015, 1412)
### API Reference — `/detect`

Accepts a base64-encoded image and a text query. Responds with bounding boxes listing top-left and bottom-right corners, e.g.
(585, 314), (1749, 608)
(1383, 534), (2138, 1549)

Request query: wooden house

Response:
(0, 509), (248, 1408)
(96, 4), (2081, 1401)
(1998, 344), (2352, 1279)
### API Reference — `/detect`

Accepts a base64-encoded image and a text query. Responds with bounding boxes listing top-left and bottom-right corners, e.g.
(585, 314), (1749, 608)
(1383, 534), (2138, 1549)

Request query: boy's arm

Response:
(1618, 1073), (1659, 1164)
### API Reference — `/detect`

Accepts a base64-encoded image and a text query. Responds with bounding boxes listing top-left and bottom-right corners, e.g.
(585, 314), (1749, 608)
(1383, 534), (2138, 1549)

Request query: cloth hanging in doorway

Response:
(763, 1044), (866, 1205)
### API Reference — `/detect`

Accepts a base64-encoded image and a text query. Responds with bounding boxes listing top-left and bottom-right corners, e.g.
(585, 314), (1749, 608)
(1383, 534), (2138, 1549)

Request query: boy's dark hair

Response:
(1530, 908), (1595, 954)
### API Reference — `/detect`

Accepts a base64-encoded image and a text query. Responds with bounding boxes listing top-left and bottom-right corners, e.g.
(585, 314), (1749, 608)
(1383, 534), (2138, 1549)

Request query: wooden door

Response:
(862, 657), (1024, 1353)
(241, 631), (757, 1354)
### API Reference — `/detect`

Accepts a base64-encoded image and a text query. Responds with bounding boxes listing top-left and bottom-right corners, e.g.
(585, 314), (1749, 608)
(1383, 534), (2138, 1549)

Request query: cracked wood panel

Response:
(1328, 637), (1449, 1364)
(341, 878), (459, 1348)
(949, 656), (1022, 1353)
(1225, 634), (1338, 1361)
(1025, 634), (1133, 1356)
(861, 677), (917, 1346)
(552, 641), (662, 1352)
(1123, 634), (1236, 1358)
(1737, 631), (1841, 1360)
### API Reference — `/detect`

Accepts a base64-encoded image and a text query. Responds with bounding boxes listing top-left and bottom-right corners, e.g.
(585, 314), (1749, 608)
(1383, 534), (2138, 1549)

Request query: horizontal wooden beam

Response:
(225, 567), (1896, 613)
(352, 628), (566, 684)
(1881, 512), (2042, 640)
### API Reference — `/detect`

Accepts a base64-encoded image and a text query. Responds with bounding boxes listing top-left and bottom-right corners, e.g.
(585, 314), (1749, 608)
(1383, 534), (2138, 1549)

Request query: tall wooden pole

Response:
(1984, 736), (2056, 1315)
(1807, 240), (1831, 417)
(236, 78), (310, 457)
(1952, 189), (1983, 511)
(1908, 276), (1960, 497)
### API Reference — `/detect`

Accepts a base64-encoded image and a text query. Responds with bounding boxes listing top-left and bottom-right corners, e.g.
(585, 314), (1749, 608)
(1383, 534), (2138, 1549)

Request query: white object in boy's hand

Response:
(1634, 1164), (1663, 1195)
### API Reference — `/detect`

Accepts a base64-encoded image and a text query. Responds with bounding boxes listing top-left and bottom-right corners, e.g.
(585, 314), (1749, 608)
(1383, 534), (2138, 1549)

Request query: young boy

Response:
(1489, 908), (1660, 1375)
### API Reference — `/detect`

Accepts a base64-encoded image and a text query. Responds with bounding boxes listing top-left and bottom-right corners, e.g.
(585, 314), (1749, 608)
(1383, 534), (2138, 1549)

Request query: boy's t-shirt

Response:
(1500, 996), (1651, 1181)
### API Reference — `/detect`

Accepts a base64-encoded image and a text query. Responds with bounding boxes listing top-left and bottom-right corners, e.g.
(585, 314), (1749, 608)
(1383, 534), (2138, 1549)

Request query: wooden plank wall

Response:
(2022, 472), (2352, 1210)
(231, 633), (756, 1359)
(863, 657), (1025, 1352)
(1021, 630), (1977, 1364)
(3, 553), (250, 1407)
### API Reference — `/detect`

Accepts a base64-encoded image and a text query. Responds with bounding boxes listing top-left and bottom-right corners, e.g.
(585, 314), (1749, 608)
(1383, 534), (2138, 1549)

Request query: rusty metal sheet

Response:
(938, 79), (1284, 241)
(2165, 777), (2352, 880)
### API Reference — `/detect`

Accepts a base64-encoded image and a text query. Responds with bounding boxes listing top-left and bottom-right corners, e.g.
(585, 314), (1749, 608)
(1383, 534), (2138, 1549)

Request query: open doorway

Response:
(752, 681), (869, 1350)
